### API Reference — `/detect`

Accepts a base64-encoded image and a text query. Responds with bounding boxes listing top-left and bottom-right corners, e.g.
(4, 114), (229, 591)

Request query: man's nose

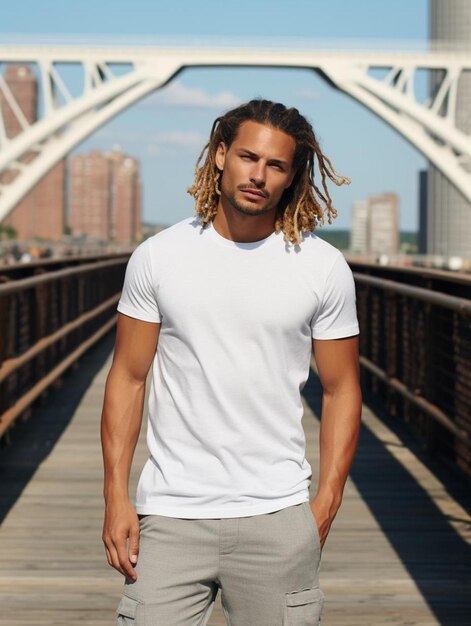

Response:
(249, 162), (266, 187)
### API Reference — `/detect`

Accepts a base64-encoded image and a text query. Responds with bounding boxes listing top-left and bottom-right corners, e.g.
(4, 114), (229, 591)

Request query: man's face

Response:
(215, 121), (296, 218)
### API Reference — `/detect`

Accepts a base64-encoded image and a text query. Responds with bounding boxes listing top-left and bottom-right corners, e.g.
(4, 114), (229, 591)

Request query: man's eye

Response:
(240, 155), (252, 160)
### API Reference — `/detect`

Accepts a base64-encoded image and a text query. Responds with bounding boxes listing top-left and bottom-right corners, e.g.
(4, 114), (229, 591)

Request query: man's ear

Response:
(215, 142), (226, 171)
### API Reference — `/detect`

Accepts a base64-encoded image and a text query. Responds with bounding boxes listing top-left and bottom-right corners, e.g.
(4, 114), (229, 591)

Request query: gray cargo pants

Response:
(115, 501), (324, 625)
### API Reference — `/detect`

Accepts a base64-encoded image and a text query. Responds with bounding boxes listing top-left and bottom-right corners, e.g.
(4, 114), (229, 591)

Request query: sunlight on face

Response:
(215, 121), (296, 218)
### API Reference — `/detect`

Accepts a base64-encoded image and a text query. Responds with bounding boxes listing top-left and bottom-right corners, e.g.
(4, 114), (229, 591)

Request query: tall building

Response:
(351, 193), (399, 256)
(428, 0), (471, 258)
(418, 170), (428, 254)
(0, 65), (65, 241)
(368, 193), (400, 256)
(1, 65), (36, 137)
(351, 200), (368, 254)
(108, 148), (142, 243)
(68, 147), (141, 243)
(69, 152), (112, 240)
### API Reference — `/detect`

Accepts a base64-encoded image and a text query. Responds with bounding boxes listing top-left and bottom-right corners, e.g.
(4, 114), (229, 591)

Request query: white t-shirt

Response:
(117, 215), (360, 518)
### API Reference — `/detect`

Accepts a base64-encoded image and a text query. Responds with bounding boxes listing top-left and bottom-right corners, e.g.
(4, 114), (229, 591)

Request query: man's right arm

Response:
(101, 312), (160, 581)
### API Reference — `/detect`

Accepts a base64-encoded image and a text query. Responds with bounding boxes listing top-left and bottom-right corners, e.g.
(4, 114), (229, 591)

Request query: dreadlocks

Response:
(187, 98), (350, 246)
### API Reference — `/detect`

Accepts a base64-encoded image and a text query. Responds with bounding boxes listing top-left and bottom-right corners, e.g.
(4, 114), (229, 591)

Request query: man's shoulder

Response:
(145, 215), (202, 248)
(299, 229), (344, 267)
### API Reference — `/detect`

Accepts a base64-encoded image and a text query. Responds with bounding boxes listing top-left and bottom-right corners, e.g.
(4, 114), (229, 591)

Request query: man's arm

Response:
(308, 334), (362, 548)
(101, 312), (160, 581)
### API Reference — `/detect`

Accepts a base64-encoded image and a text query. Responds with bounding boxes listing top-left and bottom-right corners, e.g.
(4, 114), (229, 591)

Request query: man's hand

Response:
(102, 499), (140, 581)
(308, 495), (341, 549)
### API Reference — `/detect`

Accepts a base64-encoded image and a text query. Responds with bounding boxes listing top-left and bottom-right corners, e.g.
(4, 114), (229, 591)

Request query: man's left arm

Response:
(309, 334), (362, 548)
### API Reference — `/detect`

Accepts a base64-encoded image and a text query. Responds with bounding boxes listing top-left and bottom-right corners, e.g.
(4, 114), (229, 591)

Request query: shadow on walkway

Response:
(0, 329), (116, 525)
(302, 367), (471, 626)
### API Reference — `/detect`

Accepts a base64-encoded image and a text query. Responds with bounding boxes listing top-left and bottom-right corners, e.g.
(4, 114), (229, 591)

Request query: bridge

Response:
(0, 255), (470, 625)
(0, 39), (471, 224)
(1, 33), (471, 626)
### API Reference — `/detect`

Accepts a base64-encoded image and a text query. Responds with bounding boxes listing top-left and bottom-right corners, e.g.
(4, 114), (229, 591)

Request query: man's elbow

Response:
(106, 361), (149, 390)
(322, 377), (362, 401)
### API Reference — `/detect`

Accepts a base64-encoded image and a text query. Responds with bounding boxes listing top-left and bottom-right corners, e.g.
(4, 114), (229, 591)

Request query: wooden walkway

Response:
(0, 331), (470, 626)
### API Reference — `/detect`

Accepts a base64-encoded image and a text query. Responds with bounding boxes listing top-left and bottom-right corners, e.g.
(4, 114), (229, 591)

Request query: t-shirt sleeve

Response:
(311, 252), (360, 340)
(117, 239), (162, 323)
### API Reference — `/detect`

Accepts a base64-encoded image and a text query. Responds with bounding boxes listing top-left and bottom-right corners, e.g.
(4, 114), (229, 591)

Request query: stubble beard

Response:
(224, 187), (274, 218)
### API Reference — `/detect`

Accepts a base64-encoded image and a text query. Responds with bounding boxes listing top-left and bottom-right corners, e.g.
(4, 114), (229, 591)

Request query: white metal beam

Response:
(0, 43), (469, 222)
(0, 72), (178, 221)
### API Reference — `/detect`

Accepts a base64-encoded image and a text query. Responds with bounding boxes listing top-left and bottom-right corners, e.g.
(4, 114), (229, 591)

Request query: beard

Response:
(223, 186), (274, 217)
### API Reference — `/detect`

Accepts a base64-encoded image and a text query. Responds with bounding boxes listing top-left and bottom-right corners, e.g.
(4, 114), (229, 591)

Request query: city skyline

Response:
(0, 65), (142, 244)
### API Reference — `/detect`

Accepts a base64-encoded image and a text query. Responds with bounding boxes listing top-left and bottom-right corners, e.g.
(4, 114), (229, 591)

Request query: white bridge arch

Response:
(0, 42), (470, 222)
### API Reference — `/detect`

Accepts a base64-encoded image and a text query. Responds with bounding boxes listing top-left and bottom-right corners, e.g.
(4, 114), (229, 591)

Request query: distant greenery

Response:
(400, 231), (418, 245)
(139, 224), (419, 253)
(0, 225), (17, 240)
(315, 229), (350, 250)
(316, 229), (418, 251)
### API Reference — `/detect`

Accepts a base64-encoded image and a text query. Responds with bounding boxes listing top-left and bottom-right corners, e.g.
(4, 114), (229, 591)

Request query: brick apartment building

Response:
(0, 65), (65, 241)
(69, 147), (142, 244)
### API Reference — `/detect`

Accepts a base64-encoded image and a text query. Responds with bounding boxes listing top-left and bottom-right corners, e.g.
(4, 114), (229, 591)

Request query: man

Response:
(101, 99), (362, 626)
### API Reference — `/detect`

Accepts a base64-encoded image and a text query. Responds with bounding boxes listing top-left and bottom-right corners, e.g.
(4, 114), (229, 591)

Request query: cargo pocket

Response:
(284, 587), (324, 625)
(116, 594), (140, 625)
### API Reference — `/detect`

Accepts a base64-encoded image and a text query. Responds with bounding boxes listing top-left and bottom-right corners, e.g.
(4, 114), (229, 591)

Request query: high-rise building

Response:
(351, 200), (368, 254)
(1, 65), (36, 137)
(108, 148), (142, 243)
(351, 193), (399, 256)
(428, 0), (471, 258)
(68, 147), (141, 243)
(368, 193), (399, 256)
(69, 151), (111, 241)
(0, 65), (65, 241)
(418, 170), (428, 254)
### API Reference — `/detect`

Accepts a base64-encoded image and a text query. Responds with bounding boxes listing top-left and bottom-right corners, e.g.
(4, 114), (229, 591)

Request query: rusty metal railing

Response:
(2, 253), (470, 479)
(0, 256), (129, 439)
(350, 261), (471, 477)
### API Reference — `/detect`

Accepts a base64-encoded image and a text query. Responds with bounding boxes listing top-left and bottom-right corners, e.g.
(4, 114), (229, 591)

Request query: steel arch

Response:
(0, 43), (470, 222)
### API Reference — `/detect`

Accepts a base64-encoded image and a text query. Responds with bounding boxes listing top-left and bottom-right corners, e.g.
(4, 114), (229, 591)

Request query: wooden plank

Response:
(0, 334), (469, 625)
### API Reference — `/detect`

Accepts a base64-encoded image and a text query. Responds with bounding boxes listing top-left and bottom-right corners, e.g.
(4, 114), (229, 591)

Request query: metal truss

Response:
(0, 44), (470, 222)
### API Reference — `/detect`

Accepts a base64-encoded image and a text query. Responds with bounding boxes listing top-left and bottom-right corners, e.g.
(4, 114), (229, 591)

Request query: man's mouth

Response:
(239, 187), (267, 199)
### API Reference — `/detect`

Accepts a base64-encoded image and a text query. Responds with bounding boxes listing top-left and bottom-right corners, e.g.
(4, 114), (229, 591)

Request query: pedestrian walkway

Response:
(0, 331), (469, 625)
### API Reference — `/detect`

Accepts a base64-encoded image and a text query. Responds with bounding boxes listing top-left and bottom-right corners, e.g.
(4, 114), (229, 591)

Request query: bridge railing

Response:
(350, 261), (471, 478)
(0, 256), (129, 439)
(1, 254), (470, 478)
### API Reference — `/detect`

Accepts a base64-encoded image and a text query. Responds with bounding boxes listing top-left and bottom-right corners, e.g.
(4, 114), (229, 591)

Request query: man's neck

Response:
(212, 203), (276, 244)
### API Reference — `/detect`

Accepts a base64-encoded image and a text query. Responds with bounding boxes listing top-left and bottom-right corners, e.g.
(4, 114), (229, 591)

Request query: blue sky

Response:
(1, 0), (429, 231)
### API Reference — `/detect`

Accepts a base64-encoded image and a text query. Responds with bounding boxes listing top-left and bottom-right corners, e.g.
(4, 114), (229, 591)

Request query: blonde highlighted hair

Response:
(187, 99), (350, 245)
